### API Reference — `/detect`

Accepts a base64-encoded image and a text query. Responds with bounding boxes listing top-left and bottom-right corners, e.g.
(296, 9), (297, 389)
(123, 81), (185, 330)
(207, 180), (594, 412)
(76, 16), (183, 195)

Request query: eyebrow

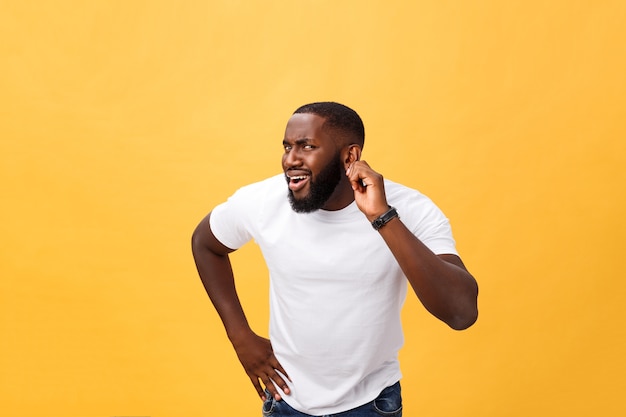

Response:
(283, 137), (314, 145)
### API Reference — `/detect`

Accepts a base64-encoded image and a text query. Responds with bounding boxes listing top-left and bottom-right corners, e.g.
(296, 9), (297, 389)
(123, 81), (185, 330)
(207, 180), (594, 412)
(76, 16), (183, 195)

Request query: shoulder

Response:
(384, 179), (448, 222)
(209, 174), (288, 248)
(384, 179), (457, 253)
(384, 179), (429, 205)
(228, 174), (286, 202)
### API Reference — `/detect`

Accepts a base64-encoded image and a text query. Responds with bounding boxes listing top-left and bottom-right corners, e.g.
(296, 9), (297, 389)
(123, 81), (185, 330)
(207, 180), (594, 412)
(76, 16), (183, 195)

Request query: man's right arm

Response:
(191, 212), (290, 401)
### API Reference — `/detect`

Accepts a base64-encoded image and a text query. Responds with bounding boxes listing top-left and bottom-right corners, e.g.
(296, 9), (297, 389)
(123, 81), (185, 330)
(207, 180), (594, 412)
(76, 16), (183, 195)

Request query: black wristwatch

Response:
(371, 206), (399, 230)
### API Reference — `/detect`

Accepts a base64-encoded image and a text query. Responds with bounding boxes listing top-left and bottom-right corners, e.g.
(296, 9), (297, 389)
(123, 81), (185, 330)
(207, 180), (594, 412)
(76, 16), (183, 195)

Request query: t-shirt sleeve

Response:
(418, 210), (458, 256)
(209, 188), (254, 250)
(403, 196), (459, 256)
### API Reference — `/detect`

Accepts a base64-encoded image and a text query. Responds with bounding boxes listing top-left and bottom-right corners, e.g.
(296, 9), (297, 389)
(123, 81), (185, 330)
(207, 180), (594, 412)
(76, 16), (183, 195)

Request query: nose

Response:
(283, 147), (302, 168)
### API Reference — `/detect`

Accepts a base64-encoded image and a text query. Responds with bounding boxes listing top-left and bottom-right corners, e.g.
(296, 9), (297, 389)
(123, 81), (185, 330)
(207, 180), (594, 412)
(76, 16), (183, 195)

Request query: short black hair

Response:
(293, 102), (365, 147)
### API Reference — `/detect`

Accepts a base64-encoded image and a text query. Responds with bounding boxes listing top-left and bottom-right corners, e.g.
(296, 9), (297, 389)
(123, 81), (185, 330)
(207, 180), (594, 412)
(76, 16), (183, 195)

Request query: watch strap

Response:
(371, 206), (399, 230)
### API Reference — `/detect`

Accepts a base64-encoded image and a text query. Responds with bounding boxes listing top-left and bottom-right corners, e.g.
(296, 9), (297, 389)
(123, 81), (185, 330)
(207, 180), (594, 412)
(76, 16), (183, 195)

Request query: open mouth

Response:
(286, 173), (311, 192)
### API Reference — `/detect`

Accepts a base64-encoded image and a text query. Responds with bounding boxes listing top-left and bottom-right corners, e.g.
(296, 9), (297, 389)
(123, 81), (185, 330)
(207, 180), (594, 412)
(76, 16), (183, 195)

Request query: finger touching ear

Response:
(344, 144), (362, 168)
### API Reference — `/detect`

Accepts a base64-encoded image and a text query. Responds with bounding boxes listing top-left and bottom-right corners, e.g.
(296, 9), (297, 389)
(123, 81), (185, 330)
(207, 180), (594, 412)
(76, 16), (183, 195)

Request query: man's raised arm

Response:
(346, 161), (479, 330)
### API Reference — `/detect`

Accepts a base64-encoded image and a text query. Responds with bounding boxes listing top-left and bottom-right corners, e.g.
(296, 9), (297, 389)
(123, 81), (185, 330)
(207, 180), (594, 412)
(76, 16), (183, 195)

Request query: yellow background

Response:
(1, 1), (624, 416)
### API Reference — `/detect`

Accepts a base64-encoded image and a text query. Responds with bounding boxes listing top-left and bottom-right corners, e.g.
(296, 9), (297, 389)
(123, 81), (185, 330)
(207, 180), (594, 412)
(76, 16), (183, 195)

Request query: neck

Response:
(321, 178), (355, 211)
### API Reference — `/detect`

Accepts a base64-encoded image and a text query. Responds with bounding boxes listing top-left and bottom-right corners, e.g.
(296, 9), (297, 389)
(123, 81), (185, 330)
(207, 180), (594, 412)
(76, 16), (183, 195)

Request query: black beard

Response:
(287, 154), (342, 213)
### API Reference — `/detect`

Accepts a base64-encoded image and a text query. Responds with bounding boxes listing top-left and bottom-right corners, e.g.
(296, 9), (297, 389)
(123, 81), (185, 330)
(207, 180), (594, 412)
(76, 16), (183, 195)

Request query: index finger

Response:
(346, 162), (368, 191)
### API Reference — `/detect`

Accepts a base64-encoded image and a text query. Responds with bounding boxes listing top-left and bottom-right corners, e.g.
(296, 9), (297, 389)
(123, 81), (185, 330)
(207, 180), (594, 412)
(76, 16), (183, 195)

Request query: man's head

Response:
(293, 102), (365, 149)
(282, 102), (365, 213)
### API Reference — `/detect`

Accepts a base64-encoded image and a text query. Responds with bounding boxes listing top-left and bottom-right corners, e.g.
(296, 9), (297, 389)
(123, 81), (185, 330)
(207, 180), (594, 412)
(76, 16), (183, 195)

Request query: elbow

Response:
(449, 277), (479, 330)
(447, 286), (479, 330)
(448, 309), (478, 330)
(448, 293), (479, 330)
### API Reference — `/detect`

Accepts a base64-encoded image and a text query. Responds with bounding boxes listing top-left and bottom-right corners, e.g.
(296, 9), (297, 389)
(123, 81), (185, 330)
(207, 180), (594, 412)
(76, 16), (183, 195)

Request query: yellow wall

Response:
(1, 1), (624, 416)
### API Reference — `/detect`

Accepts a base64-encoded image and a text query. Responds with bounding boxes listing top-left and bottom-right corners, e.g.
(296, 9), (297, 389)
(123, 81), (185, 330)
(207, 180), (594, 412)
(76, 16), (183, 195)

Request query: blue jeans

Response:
(262, 381), (402, 417)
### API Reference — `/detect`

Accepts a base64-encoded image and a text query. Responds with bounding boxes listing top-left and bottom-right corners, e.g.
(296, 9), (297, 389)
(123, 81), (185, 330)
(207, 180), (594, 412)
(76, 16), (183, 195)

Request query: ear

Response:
(343, 144), (362, 169)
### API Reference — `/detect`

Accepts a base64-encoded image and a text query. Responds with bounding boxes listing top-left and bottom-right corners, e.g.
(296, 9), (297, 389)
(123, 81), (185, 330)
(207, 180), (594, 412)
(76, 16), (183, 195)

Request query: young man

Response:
(192, 102), (478, 416)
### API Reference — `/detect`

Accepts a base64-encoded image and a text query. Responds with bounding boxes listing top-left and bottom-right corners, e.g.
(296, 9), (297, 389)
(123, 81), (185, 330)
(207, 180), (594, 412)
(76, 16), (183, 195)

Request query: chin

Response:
(287, 191), (323, 213)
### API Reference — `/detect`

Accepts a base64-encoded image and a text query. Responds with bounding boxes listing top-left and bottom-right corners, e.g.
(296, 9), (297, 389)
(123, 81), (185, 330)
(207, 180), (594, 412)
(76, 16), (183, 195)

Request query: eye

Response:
(283, 144), (292, 152)
(303, 144), (315, 150)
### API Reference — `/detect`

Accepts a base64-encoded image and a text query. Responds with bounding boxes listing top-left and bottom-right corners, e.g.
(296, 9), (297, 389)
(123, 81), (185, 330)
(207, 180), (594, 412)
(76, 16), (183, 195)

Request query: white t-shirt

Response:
(210, 174), (458, 415)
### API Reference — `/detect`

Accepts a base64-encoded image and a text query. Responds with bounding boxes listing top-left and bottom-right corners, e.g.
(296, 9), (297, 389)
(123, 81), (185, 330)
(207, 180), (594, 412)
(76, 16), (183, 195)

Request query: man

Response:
(192, 102), (478, 416)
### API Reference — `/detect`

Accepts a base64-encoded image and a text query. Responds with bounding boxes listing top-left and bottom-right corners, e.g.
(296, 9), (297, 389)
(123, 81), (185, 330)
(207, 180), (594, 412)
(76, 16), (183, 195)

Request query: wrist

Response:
(227, 325), (254, 346)
(366, 204), (392, 223)
(371, 206), (399, 230)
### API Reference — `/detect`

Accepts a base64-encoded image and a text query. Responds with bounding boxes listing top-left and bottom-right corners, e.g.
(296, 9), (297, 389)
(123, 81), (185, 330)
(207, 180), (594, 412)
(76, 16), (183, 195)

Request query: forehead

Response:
(283, 113), (330, 142)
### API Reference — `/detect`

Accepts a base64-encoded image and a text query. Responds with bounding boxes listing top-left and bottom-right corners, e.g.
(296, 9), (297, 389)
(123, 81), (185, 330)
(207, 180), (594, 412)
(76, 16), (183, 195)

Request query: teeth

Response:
(288, 175), (309, 180)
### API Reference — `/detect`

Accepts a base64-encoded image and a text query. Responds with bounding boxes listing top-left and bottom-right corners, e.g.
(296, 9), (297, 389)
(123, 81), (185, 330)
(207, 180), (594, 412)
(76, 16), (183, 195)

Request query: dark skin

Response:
(191, 113), (479, 403)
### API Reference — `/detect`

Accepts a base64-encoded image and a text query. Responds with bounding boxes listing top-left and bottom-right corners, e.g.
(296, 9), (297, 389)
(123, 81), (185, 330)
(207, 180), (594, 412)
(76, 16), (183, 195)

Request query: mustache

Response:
(285, 168), (312, 176)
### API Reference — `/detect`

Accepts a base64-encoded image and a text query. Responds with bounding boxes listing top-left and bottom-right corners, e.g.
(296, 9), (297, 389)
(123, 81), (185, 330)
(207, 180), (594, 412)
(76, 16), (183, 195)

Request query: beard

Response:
(287, 154), (343, 213)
